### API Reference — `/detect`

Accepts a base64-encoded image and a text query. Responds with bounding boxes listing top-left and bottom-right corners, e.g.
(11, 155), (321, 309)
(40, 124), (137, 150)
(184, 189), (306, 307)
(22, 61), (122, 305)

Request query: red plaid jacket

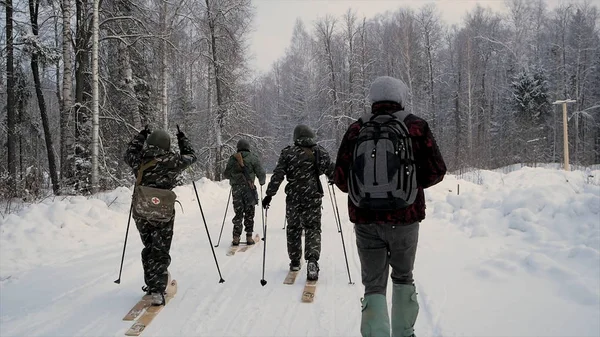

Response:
(333, 104), (447, 225)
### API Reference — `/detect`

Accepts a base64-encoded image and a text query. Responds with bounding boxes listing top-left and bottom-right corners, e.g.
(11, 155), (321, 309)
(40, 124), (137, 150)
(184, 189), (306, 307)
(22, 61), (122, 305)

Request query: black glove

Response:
(262, 195), (272, 209)
(140, 125), (151, 138)
(328, 178), (335, 185)
(176, 124), (185, 139)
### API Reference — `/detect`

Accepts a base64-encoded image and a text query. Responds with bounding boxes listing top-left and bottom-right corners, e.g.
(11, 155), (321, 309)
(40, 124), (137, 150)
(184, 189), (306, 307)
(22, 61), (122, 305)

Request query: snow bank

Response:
(0, 188), (134, 280)
(0, 179), (232, 282)
(430, 167), (600, 309)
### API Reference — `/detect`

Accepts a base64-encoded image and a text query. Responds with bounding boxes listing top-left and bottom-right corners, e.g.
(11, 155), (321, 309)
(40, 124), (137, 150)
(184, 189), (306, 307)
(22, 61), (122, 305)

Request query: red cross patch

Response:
(151, 197), (161, 205)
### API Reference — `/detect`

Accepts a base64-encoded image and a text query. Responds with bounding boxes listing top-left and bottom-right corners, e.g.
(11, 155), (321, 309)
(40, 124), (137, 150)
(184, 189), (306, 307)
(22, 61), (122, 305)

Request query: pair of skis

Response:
(226, 233), (260, 256)
(283, 269), (318, 303)
(122, 279), (178, 336)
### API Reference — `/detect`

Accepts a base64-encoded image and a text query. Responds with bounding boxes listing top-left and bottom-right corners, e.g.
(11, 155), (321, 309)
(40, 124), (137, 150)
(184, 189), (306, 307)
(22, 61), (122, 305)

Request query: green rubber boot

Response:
(360, 294), (390, 337)
(391, 284), (419, 337)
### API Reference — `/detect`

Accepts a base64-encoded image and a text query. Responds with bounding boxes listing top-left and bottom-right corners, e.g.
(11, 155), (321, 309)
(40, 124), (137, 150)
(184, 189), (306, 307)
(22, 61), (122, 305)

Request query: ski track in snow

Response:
(1, 169), (600, 337)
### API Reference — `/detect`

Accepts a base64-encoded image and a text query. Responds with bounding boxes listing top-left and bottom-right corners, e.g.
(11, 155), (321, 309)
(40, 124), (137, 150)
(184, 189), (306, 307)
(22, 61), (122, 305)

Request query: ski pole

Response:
(327, 183), (341, 233)
(330, 185), (354, 284)
(114, 200), (133, 284)
(192, 179), (225, 283)
(215, 188), (232, 247)
(260, 185), (265, 241)
(260, 207), (268, 286)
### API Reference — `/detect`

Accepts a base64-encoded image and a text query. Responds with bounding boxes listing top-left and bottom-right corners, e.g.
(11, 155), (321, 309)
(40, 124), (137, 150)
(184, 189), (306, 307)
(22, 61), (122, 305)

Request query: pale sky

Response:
(247, 0), (576, 73)
(248, 0), (508, 73)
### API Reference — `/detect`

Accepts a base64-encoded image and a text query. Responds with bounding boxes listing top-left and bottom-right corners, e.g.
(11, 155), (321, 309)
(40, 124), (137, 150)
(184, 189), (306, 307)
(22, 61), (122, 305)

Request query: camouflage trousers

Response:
(231, 184), (256, 236)
(135, 218), (174, 293)
(286, 196), (322, 263)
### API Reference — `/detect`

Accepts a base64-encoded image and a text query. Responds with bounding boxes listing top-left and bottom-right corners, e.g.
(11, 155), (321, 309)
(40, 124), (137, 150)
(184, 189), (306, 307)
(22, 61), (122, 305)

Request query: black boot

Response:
(307, 260), (319, 280)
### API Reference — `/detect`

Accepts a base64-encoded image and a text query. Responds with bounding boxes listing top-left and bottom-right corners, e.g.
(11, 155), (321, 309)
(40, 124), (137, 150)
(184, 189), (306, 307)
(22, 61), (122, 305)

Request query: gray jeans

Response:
(355, 222), (419, 296)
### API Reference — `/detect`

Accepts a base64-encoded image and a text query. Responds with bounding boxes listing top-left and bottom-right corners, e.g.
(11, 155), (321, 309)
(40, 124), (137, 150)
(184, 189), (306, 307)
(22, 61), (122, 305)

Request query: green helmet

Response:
(293, 124), (316, 147)
(237, 139), (250, 151)
(293, 124), (315, 141)
(146, 130), (171, 151)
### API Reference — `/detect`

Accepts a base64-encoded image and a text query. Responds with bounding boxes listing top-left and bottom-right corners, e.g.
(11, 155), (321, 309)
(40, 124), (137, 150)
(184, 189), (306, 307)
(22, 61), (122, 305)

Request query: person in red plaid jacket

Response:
(333, 76), (446, 337)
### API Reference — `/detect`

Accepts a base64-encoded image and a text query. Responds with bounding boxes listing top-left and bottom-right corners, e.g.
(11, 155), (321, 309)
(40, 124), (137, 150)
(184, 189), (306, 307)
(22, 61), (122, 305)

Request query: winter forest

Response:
(1, 0), (599, 200)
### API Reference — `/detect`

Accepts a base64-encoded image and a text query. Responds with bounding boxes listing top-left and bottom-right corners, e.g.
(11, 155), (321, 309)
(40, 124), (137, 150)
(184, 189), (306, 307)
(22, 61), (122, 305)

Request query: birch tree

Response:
(315, 15), (342, 144)
(5, 0), (17, 194)
(416, 4), (442, 130)
(27, 0), (60, 194)
(342, 9), (359, 120)
(91, 0), (100, 192)
(60, 0), (74, 190)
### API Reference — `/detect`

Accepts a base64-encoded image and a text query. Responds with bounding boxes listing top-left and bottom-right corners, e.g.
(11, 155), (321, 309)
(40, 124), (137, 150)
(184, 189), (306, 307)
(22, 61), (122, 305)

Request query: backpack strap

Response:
(358, 113), (372, 125)
(234, 152), (256, 190)
(234, 152), (245, 167)
(392, 110), (411, 122)
(136, 159), (158, 185)
(302, 146), (324, 194)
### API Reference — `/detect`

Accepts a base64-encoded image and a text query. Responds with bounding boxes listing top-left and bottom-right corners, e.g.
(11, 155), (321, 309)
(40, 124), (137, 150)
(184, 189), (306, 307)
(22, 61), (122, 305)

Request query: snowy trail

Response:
(1, 168), (599, 337)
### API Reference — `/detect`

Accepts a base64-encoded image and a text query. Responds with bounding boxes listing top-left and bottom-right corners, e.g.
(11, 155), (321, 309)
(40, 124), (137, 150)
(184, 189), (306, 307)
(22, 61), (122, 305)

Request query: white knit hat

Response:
(368, 76), (409, 107)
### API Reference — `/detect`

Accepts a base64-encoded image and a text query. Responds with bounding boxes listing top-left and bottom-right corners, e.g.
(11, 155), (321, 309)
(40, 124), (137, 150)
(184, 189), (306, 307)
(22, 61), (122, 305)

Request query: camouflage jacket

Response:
(266, 138), (334, 200)
(223, 150), (267, 186)
(124, 132), (197, 190)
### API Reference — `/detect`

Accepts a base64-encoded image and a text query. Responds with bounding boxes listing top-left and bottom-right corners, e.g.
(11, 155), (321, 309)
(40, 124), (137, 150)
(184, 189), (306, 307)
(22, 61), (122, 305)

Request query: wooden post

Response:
(561, 102), (569, 171)
(552, 99), (576, 171)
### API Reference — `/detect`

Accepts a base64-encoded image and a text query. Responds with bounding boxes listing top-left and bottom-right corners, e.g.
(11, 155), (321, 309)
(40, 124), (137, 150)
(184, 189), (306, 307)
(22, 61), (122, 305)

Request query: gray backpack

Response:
(348, 111), (417, 210)
(132, 160), (177, 222)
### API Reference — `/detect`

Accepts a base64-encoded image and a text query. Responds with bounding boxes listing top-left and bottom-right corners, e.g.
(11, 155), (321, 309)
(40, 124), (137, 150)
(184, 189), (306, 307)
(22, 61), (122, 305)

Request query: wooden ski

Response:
(283, 270), (299, 285)
(301, 280), (317, 303)
(238, 234), (260, 252)
(226, 245), (239, 256)
(124, 279), (178, 336)
(123, 295), (152, 321)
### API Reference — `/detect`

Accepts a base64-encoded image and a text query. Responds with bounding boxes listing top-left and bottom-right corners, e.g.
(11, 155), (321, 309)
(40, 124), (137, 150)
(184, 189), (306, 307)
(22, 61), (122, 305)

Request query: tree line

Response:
(1, 0), (599, 200)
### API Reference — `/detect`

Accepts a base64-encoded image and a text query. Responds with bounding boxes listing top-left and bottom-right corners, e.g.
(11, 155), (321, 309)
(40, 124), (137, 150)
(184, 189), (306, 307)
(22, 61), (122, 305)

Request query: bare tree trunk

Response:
(206, 0), (224, 181)
(360, 18), (368, 115)
(344, 10), (357, 119)
(205, 60), (215, 180)
(6, 0), (17, 194)
(91, 0), (99, 192)
(466, 36), (474, 161)
(114, 0), (141, 129)
(53, 2), (62, 105)
(317, 16), (341, 141)
(417, 5), (439, 130)
(160, 0), (168, 130)
(60, 0), (74, 190)
(29, 0), (60, 194)
(74, 0), (92, 193)
(400, 20), (414, 112)
(453, 32), (462, 168)
(426, 39), (435, 118)
(16, 73), (25, 182)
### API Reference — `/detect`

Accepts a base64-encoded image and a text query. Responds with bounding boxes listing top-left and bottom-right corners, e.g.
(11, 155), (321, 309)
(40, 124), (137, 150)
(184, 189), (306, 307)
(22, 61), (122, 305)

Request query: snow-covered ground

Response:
(1, 167), (599, 337)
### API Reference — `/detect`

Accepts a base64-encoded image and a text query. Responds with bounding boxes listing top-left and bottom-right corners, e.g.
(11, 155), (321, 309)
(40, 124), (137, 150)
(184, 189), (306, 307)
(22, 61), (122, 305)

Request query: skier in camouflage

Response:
(223, 139), (266, 246)
(262, 125), (334, 281)
(124, 126), (197, 305)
